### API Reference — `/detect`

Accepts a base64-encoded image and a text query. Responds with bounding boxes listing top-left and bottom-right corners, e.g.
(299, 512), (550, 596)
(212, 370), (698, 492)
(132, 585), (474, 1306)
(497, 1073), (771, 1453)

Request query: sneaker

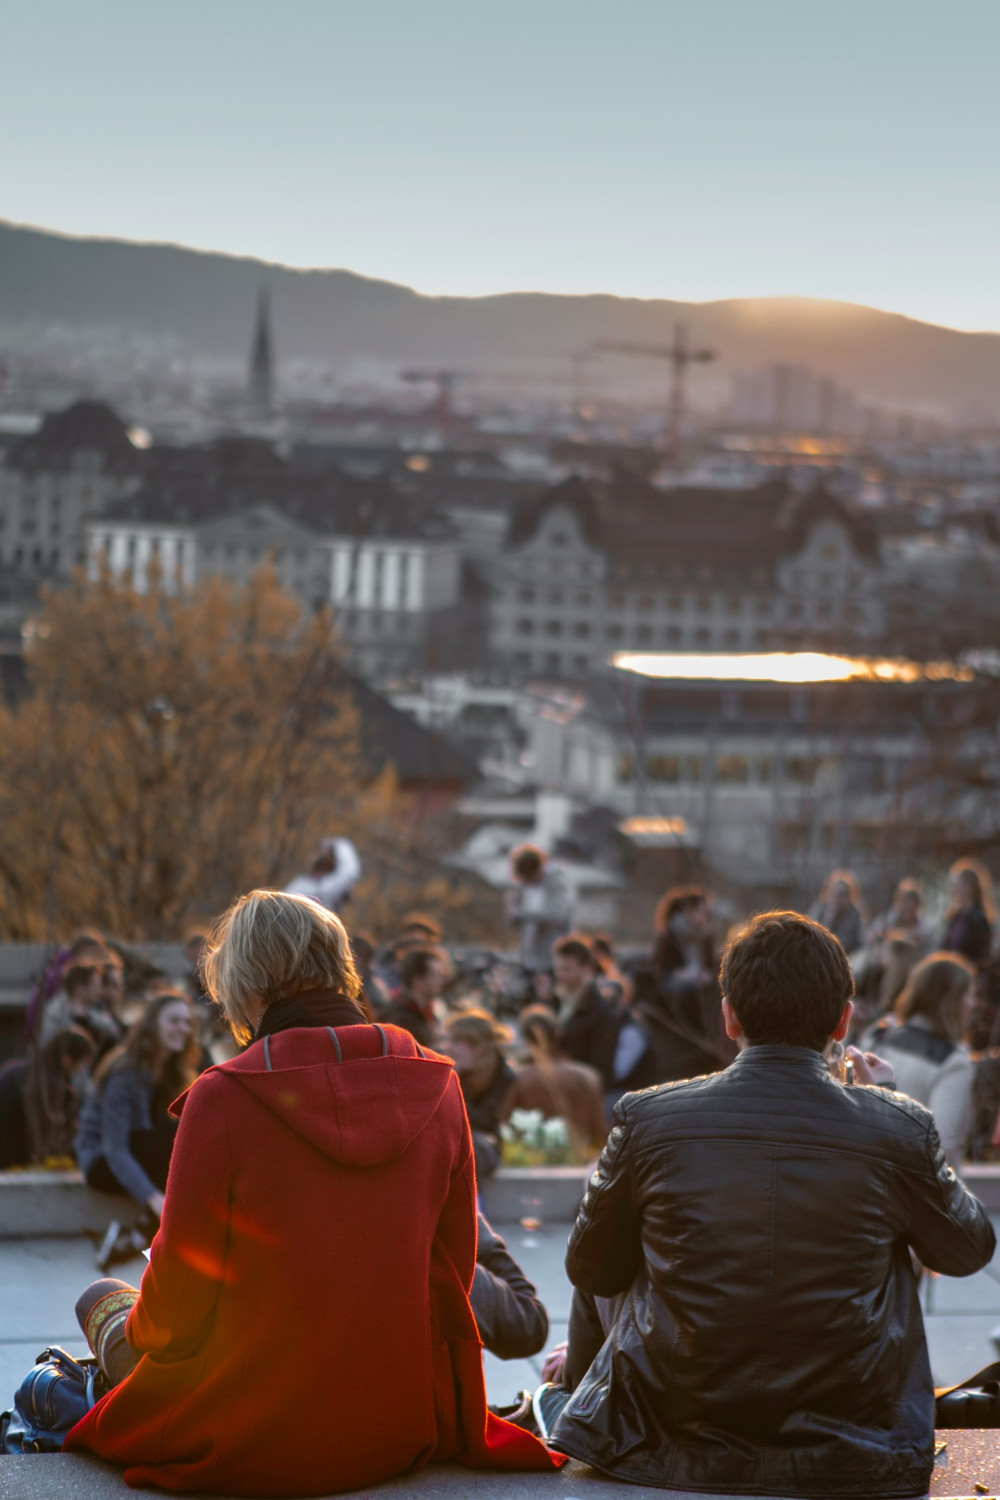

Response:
(531, 1382), (571, 1442)
(95, 1220), (123, 1273)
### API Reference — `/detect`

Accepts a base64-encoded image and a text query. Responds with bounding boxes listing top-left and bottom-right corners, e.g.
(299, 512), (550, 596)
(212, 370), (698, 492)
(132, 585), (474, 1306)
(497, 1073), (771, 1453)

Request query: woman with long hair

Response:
(810, 869), (866, 955)
(75, 990), (200, 1219)
(942, 857), (995, 971)
(65, 891), (558, 1495)
(864, 952), (976, 1173)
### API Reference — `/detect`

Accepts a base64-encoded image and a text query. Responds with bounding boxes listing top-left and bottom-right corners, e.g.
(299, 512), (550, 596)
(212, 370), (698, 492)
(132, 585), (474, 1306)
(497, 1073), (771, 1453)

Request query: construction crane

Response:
(399, 369), (467, 437)
(593, 325), (715, 466)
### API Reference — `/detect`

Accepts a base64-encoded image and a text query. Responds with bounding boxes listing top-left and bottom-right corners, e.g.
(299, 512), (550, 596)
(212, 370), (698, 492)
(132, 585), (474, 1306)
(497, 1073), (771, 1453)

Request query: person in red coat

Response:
(66, 890), (560, 1496)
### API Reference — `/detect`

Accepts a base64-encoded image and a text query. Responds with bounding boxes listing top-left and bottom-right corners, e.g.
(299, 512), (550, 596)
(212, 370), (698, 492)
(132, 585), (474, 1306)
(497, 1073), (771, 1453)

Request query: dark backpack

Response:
(1, 1346), (107, 1453)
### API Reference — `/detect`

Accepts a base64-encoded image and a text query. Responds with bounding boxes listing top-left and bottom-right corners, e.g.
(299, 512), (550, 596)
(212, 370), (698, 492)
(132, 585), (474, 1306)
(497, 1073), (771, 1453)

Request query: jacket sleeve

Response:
(99, 1071), (159, 1206)
(565, 1097), (642, 1297)
(126, 1072), (233, 1359)
(471, 1215), (549, 1359)
(902, 1111), (996, 1276)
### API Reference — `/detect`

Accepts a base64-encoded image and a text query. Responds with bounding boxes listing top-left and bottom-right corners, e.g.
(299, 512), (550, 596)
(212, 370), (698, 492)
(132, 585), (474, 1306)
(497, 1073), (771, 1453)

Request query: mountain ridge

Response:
(2, 219), (998, 422)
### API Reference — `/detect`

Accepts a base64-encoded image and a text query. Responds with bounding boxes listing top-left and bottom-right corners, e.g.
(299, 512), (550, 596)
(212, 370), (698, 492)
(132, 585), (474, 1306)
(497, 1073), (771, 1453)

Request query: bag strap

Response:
(935, 1358), (1000, 1399)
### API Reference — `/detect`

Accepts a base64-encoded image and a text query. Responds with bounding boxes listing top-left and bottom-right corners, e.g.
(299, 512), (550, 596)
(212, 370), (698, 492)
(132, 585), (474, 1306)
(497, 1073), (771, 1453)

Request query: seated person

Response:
(37, 960), (122, 1056)
(535, 910), (995, 1499)
(472, 1212), (548, 1360)
(0, 1026), (95, 1168)
(65, 890), (557, 1495)
(443, 1009), (516, 1180)
(381, 946), (447, 1048)
(284, 835), (362, 913)
(75, 991), (201, 1256)
(552, 936), (620, 1091)
(503, 1004), (608, 1155)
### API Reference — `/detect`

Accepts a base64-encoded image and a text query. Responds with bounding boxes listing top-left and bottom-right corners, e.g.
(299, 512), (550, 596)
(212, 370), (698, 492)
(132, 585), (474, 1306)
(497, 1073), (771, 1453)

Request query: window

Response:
(574, 622), (591, 639)
(716, 756), (749, 784)
(516, 619), (534, 636)
(669, 595), (685, 611)
(638, 595), (653, 611)
(683, 756), (703, 782)
(666, 625), (682, 644)
(550, 590), (564, 605)
(647, 755), (680, 782)
(786, 757), (816, 785)
(399, 553), (410, 604)
(755, 598), (771, 615)
(697, 595), (712, 613)
(724, 628), (740, 647)
(549, 531), (568, 547)
(545, 620), (563, 638)
(518, 588), (536, 604)
(756, 757), (774, 783)
(514, 652), (531, 669)
(545, 652), (562, 673)
(726, 596), (741, 615)
(576, 592), (591, 607)
(787, 600), (804, 619)
(606, 623), (623, 642)
(694, 627), (710, 646)
(21, 519), (37, 537)
(619, 754), (634, 782)
(637, 624), (652, 644)
(573, 654), (589, 672)
(609, 591), (625, 609)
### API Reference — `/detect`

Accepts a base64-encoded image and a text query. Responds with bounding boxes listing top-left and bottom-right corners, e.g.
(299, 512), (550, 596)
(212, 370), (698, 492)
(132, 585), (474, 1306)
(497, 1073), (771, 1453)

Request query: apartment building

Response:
(87, 445), (463, 679)
(0, 402), (143, 576)
(488, 475), (884, 679)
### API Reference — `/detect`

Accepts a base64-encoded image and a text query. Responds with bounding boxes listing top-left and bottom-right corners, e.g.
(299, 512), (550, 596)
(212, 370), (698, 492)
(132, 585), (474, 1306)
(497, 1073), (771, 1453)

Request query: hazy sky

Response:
(4, 1), (999, 330)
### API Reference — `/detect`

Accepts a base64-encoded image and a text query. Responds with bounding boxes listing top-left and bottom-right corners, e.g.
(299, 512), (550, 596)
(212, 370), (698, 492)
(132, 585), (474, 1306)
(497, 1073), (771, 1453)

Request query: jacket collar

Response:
(729, 1043), (831, 1078)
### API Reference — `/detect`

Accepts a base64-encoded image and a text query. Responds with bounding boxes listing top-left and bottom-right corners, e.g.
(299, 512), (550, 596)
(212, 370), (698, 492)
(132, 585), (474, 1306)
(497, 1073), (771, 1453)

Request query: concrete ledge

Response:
(0, 1165), (593, 1238)
(0, 1173), (142, 1239)
(3, 1161), (998, 1240)
(0, 1442), (987, 1498)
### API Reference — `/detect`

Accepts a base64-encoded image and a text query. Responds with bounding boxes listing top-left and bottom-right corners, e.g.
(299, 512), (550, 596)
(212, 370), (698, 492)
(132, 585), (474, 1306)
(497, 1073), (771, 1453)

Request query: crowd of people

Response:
(3, 842), (1000, 1493)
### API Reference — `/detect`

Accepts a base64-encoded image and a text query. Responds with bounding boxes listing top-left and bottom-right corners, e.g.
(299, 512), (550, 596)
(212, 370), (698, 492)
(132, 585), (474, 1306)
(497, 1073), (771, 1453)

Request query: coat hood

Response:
(176, 1023), (456, 1168)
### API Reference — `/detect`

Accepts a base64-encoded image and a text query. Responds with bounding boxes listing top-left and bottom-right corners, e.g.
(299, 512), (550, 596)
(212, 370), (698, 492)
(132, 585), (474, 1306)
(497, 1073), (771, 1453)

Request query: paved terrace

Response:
(2, 1224), (1000, 1498)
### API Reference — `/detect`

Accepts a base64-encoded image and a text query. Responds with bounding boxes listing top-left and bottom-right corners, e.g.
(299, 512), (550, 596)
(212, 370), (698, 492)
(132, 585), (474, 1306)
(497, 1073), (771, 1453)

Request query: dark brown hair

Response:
(400, 947), (441, 989)
(948, 857), (996, 924)
(720, 910), (854, 1051)
(895, 951), (975, 1041)
(511, 843), (546, 881)
(64, 963), (100, 998)
(655, 885), (708, 932)
(94, 990), (200, 1099)
(553, 935), (597, 969)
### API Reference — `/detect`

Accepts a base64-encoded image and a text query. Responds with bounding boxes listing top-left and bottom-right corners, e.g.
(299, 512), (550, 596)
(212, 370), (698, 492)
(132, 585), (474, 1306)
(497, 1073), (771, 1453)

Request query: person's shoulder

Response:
(616, 1069), (722, 1129)
(851, 1078), (938, 1146)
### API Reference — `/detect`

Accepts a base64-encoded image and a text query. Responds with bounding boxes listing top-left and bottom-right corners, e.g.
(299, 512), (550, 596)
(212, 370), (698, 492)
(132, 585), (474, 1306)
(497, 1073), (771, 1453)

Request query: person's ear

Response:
(831, 999), (854, 1042)
(721, 995), (743, 1041)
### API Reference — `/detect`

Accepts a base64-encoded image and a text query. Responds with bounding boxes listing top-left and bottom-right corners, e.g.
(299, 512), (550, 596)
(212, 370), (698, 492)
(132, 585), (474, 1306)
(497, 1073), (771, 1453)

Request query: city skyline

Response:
(2, 1), (999, 333)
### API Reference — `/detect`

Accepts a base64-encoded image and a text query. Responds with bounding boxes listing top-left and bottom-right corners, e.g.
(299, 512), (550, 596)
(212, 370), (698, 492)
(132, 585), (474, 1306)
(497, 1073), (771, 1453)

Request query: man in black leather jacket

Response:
(547, 910), (996, 1498)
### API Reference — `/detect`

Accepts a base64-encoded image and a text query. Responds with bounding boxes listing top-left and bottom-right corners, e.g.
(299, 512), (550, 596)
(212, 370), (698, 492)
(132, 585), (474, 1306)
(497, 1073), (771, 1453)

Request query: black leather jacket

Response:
(553, 1045), (995, 1497)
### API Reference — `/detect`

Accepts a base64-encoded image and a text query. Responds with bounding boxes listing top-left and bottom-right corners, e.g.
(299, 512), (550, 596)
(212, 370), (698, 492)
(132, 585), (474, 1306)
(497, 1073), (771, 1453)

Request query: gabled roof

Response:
(8, 401), (138, 471)
(348, 674), (478, 788)
(507, 473), (879, 574)
(94, 468), (457, 543)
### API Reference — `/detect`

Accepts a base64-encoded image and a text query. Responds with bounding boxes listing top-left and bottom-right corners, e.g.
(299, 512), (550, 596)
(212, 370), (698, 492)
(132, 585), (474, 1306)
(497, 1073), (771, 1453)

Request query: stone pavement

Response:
(3, 1225), (1000, 1497)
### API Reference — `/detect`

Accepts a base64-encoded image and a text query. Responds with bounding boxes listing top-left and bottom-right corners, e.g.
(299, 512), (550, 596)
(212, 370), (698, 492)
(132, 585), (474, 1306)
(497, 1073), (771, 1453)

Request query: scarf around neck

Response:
(255, 987), (369, 1043)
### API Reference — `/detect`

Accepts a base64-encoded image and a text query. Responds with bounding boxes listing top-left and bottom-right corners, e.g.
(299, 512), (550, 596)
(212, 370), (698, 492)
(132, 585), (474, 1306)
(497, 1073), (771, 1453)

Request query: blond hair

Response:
(203, 890), (361, 1045)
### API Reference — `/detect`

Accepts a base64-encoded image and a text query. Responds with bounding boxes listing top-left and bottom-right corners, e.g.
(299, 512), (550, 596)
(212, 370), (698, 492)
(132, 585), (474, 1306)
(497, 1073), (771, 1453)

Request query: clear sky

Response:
(4, 1), (999, 331)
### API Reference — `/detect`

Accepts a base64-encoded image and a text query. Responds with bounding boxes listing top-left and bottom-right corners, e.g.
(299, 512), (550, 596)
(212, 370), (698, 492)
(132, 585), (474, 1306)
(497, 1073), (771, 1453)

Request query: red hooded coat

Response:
(66, 1023), (560, 1494)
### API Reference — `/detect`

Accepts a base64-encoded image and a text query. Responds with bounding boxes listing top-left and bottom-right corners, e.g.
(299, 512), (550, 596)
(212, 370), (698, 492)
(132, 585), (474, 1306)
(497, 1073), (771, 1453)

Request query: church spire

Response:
(248, 284), (274, 413)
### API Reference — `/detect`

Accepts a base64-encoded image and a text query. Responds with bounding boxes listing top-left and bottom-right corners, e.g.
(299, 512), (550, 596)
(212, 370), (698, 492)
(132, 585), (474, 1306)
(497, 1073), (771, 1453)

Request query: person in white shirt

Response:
(285, 837), (361, 913)
(507, 844), (575, 973)
(863, 951), (976, 1175)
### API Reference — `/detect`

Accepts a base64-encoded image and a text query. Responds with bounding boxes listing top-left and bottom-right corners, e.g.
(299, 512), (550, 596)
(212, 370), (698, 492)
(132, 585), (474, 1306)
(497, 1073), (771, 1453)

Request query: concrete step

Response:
(0, 1164), (595, 1238)
(0, 1442), (992, 1499)
(6, 1163), (1000, 1240)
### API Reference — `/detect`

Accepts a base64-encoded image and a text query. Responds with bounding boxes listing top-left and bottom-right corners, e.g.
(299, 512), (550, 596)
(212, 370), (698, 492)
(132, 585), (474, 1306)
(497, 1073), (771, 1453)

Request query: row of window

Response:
(618, 753), (855, 788)
(509, 590), (855, 618)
